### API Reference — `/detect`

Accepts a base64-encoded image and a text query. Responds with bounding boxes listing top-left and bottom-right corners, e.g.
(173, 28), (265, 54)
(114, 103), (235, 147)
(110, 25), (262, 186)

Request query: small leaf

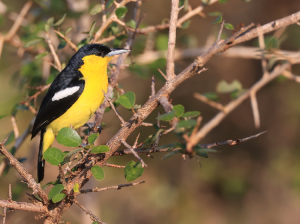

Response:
(216, 80), (242, 93)
(90, 4), (102, 15)
(62, 148), (82, 165)
(53, 13), (66, 26)
(116, 6), (128, 19)
(56, 127), (81, 147)
(172, 105), (185, 117)
(176, 119), (197, 128)
(88, 133), (99, 144)
(58, 40), (67, 49)
(52, 193), (66, 203)
(124, 161), (144, 182)
(208, 11), (222, 16)
(48, 184), (64, 200)
(44, 147), (64, 166)
(126, 19), (136, 29)
(35, 51), (49, 60)
(219, 0), (229, 3)
(201, 92), (220, 101)
(73, 183), (80, 193)
(212, 15), (222, 24)
(181, 20), (191, 29)
(24, 39), (41, 48)
(91, 165), (105, 181)
(181, 111), (201, 118)
(156, 35), (168, 51)
(45, 17), (54, 32)
(105, 0), (114, 9)
(156, 111), (176, 121)
(65, 27), (72, 35)
(88, 21), (96, 42)
(224, 23), (234, 30)
(4, 131), (14, 146)
(92, 222), (99, 224)
(162, 150), (182, 160)
(194, 147), (217, 158)
(119, 91), (135, 109)
(90, 145), (110, 154)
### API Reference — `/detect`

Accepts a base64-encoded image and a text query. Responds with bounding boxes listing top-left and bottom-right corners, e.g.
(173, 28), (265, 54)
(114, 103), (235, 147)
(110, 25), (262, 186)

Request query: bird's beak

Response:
(106, 48), (130, 57)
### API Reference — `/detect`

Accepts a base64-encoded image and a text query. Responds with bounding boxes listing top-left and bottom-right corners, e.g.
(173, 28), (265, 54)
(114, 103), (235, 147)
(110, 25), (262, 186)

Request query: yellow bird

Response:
(31, 44), (130, 182)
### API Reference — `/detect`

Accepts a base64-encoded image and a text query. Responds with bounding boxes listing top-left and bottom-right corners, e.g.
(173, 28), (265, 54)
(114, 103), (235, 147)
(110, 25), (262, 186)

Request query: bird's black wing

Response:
(31, 68), (85, 139)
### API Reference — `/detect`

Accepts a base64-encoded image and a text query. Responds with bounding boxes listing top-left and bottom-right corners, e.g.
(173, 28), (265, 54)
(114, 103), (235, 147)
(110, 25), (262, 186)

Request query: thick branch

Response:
(0, 200), (47, 213)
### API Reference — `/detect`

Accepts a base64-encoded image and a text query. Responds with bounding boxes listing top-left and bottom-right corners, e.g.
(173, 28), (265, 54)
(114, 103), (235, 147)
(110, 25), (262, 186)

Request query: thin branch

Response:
(80, 181), (145, 194)
(103, 163), (125, 168)
(257, 24), (269, 77)
(121, 140), (147, 167)
(159, 96), (172, 113)
(53, 30), (78, 51)
(151, 76), (155, 97)
(157, 69), (167, 80)
(199, 131), (267, 148)
(74, 200), (106, 224)
(0, 200), (47, 213)
(217, 20), (225, 41)
(0, 142), (48, 204)
(250, 91), (260, 128)
(44, 32), (62, 71)
(282, 70), (300, 83)
(103, 92), (125, 126)
(166, 0), (180, 79)
(10, 116), (19, 138)
(194, 93), (225, 111)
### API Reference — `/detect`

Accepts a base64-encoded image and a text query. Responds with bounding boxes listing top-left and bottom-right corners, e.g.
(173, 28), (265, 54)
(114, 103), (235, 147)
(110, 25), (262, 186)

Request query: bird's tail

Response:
(38, 128), (46, 183)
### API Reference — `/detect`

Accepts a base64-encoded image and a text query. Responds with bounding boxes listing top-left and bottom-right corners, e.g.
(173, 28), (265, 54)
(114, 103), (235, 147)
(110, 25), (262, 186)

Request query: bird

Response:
(31, 44), (130, 182)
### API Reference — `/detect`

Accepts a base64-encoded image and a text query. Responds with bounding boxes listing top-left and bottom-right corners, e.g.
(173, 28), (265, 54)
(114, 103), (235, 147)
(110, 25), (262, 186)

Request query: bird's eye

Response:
(96, 51), (104, 57)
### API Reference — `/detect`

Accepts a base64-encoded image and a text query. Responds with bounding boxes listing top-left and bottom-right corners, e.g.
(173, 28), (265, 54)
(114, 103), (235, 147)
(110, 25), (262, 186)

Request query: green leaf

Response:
(126, 19), (136, 29)
(162, 150), (182, 160)
(194, 147), (217, 158)
(219, 0), (229, 3)
(181, 111), (201, 118)
(4, 131), (14, 146)
(44, 147), (64, 166)
(90, 4), (102, 15)
(88, 133), (99, 144)
(90, 145), (110, 154)
(216, 80), (242, 93)
(88, 21), (96, 42)
(45, 17), (54, 32)
(46, 73), (56, 84)
(212, 15), (222, 24)
(172, 105), (185, 117)
(92, 222), (99, 224)
(73, 183), (80, 193)
(119, 91), (135, 109)
(224, 23), (234, 30)
(52, 193), (66, 203)
(105, 0), (114, 9)
(201, 92), (220, 101)
(176, 119), (197, 128)
(24, 39), (42, 48)
(156, 111), (176, 121)
(35, 51), (49, 60)
(91, 165), (105, 181)
(58, 40), (67, 49)
(179, 0), (185, 7)
(158, 142), (184, 150)
(53, 13), (66, 26)
(116, 6), (128, 19)
(48, 184), (64, 200)
(208, 11), (222, 16)
(65, 27), (72, 35)
(56, 127), (81, 147)
(0, 115), (7, 120)
(124, 161), (144, 182)
(181, 20), (191, 29)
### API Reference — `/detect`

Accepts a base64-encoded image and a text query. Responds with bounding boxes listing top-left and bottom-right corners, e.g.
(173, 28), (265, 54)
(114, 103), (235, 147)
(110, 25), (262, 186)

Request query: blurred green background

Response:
(1, 0), (300, 223)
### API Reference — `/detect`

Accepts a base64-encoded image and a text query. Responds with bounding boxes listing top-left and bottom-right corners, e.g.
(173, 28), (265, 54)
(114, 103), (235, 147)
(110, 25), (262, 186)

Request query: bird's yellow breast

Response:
(48, 55), (109, 134)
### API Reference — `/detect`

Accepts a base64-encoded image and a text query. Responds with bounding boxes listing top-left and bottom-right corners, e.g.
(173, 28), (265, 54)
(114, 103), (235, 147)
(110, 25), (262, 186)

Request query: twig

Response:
(194, 93), (225, 111)
(166, 0), (180, 79)
(10, 116), (19, 138)
(257, 24), (269, 77)
(74, 200), (106, 224)
(103, 92), (125, 125)
(282, 70), (300, 83)
(250, 91), (260, 128)
(53, 30), (78, 51)
(80, 181), (145, 194)
(199, 131), (267, 148)
(0, 200), (48, 213)
(103, 163), (125, 168)
(0, 141), (48, 204)
(151, 76), (155, 96)
(157, 69), (167, 80)
(121, 140), (147, 167)
(159, 96), (172, 113)
(4, 1), (33, 41)
(44, 32), (62, 71)
(217, 20), (225, 41)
